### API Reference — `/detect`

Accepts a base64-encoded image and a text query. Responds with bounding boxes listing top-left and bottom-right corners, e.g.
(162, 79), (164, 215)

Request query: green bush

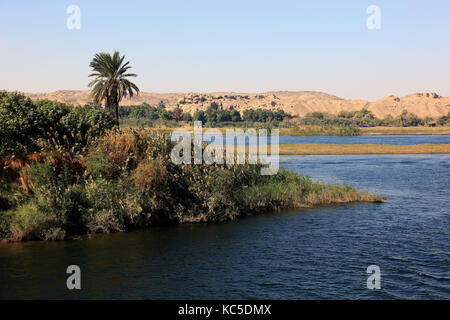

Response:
(0, 91), (114, 157)
(27, 161), (89, 236)
(8, 204), (64, 241)
(437, 112), (450, 126)
(0, 91), (44, 156)
(85, 151), (115, 179)
(242, 108), (287, 122)
(0, 181), (11, 211)
(85, 177), (141, 233)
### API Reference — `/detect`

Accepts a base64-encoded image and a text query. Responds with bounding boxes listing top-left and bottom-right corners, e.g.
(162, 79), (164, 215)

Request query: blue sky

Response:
(1, 0), (449, 101)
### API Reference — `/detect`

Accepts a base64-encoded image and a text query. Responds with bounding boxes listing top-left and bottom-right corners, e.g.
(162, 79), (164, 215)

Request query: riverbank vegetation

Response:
(359, 126), (450, 135)
(118, 101), (291, 130)
(117, 102), (450, 136)
(0, 91), (383, 242)
(278, 143), (450, 155)
(278, 125), (361, 136)
(293, 109), (427, 127)
(122, 124), (450, 137)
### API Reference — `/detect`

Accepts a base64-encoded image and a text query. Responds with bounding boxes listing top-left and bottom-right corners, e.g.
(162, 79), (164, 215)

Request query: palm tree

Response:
(88, 51), (139, 125)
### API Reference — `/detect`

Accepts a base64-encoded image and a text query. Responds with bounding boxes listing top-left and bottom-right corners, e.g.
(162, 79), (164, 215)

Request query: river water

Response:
(0, 141), (449, 299)
(199, 134), (450, 145)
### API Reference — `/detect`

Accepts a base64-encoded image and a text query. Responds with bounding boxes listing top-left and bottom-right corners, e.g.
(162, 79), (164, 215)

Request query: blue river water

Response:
(195, 134), (450, 145)
(0, 152), (449, 299)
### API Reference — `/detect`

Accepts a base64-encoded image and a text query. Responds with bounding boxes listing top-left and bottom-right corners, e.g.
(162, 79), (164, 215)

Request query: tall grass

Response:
(279, 125), (360, 136)
(237, 169), (382, 213)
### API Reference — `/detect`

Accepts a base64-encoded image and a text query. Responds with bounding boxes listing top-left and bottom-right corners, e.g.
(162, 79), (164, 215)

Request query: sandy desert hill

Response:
(24, 90), (450, 118)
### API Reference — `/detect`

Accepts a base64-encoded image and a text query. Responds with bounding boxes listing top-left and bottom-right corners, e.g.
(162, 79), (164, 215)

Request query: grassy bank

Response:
(281, 125), (450, 136)
(122, 125), (450, 137)
(278, 143), (450, 155)
(360, 126), (450, 135)
(279, 125), (360, 136)
(127, 125), (360, 136)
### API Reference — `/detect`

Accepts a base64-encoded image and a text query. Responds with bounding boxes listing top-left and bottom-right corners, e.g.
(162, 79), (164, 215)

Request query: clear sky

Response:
(1, 0), (449, 101)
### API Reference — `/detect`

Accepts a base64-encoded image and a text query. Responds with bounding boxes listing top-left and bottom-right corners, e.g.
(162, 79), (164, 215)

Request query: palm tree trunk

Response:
(114, 103), (119, 126)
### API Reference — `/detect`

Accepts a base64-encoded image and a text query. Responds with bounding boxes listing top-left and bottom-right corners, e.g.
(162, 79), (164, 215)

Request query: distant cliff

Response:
(24, 90), (450, 118)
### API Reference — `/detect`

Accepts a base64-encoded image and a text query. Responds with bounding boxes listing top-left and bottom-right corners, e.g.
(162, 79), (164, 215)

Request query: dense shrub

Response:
(8, 204), (64, 241)
(87, 129), (149, 175)
(26, 160), (89, 234)
(0, 91), (46, 156)
(59, 105), (116, 149)
(193, 110), (207, 124)
(0, 91), (114, 157)
(0, 182), (11, 211)
(242, 108), (287, 122)
(437, 112), (450, 126)
(85, 177), (141, 233)
(293, 109), (428, 128)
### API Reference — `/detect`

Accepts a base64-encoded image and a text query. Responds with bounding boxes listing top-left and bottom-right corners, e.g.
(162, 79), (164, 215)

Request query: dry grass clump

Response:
(134, 158), (168, 190)
(302, 184), (382, 206)
(87, 129), (149, 175)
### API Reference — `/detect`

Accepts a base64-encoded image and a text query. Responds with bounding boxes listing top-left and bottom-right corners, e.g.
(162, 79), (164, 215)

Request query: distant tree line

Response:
(437, 112), (450, 126)
(118, 101), (289, 126)
(118, 101), (192, 121)
(193, 103), (288, 125)
(117, 102), (449, 128)
(295, 109), (449, 127)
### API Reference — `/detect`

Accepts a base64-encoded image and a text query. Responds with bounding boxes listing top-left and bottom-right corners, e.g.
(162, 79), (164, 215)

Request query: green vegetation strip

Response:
(360, 126), (450, 135)
(278, 143), (450, 155)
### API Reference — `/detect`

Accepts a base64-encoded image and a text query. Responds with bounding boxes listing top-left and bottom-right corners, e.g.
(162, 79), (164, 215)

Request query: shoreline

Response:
(1, 196), (384, 244)
(278, 143), (450, 155)
(359, 126), (450, 136)
(139, 126), (450, 136)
